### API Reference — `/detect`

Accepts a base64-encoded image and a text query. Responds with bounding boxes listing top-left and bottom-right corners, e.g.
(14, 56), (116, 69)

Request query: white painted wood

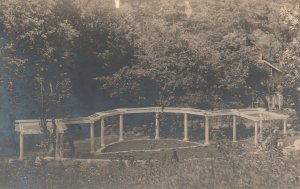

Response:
(184, 113), (188, 141)
(205, 116), (209, 145)
(90, 123), (95, 153)
(59, 133), (64, 158)
(155, 112), (160, 139)
(15, 119), (67, 134)
(89, 113), (101, 122)
(15, 108), (288, 135)
(278, 95), (282, 109)
(101, 119), (105, 147)
(19, 133), (24, 160)
(14, 107), (291, 160)
(55, 128), (59, 159)
(119, 114), (124, 142)
(62, 117), (92, 124)
(115, 0), (120, 8)
(254, 121), (258, 146)
(237, 112), (258, 121)
(259, 114), (263, 142)
(261, 111), (289, 119)
(209, 112), (235, 116)
(283, 119), (287, 135)
(233, 115), (236, 142)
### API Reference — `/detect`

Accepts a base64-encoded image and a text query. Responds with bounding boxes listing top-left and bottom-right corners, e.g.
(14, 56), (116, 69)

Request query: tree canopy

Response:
(0, 0), (299, 117)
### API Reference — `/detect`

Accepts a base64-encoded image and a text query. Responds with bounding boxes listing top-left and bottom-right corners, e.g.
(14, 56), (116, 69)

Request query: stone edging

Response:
(42, 156), (213, 164)
(96, 138), (207, 155)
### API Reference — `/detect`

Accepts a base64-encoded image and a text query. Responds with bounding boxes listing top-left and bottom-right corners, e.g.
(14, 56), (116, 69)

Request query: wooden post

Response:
(267, 96), (270, 109)
(19, 133), (24, 160)
(59, 133), (64, 158)
(119, 114), (124, 142)
(101, 119), (105, 147)
(55, 129), (59, 159)
(233, 115), (237, 142)
(155, 112), (160, 139)
(272, 95), (275, 109)
(254, 121), (258, 146)
(115, 0), (120, 8)
(184, 113), (188, 141)
(278, 95), (281, 110)
(259, 114), (263, 142)
(205, 116), (209, 145)
(90, 123), (95, 153)
(283, 119), (287, 136)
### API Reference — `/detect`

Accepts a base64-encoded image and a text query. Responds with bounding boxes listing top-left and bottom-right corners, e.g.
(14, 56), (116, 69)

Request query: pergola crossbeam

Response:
(15, 107), (290, 160)
(260, 112), (289, 120)
(235, 112), (258, 121)
(62, 117), (92, 124)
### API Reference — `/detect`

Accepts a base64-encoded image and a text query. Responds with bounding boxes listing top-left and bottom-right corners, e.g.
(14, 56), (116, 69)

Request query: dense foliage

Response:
(0, 0), (299, 111)
(1, 141), (300, 189)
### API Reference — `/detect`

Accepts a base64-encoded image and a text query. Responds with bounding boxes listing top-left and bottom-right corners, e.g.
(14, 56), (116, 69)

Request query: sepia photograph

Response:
(0, 0), (299, 188)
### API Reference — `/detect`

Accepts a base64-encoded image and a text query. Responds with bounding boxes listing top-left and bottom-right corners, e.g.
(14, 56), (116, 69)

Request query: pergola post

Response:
(254, 121), (258, 146)
(101, 119), (105, 147)
(19, 133), (24, 160)
(115, 0), (120, 8)
(278, 95), (282, 109)
(283, 119), (287, 136)
(204, 116), (209, 145)
(119, 114), (124, 142)
(259, 114), (263, 142)
(155, 112), (160, 139)
(55, 120), (63, 159)
(90, 122), (95, 153)
(183, 113), (188, 141)
(59, 133), (64, 158)
(233, 115), (237, 142)
(55, 128), (59, 159)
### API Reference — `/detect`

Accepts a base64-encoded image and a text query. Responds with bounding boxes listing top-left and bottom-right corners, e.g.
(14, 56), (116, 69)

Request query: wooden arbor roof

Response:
(15, 107), (289, 135)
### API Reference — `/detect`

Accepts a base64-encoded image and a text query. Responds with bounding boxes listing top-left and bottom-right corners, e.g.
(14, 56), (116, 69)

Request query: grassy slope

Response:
(1, 140), (299, 189)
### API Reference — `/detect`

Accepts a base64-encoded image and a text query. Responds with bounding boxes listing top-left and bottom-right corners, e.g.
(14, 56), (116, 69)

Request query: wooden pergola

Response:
(15, 107), (289, 160)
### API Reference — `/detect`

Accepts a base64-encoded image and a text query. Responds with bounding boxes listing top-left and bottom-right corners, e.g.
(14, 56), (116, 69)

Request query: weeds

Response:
(1, 140), (300, 189)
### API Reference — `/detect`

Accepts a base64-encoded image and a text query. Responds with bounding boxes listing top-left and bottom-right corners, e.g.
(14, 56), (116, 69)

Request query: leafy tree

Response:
(278, 4), (300, 120)
(96, 0), (292, 109)
(0, 0), (78, 155)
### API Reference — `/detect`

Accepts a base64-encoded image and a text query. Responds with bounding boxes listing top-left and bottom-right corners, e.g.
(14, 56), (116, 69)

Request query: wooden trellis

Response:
(15, 107), (289, 160)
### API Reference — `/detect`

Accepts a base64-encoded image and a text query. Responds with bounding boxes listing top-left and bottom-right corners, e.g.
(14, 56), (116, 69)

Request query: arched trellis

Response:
(15, 107), (289, 160)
